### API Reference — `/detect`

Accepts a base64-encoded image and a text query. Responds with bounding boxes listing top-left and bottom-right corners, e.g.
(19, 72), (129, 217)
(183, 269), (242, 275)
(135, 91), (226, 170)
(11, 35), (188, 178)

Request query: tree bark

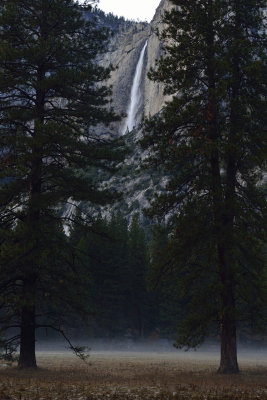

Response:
(205, 0), (239, 374)
(217, 250), (239, 373)
(18, 278), (37, 369)
(218, 303), (239, 373)
(18, 69), (43, 369)
(216, 220), (239, 373)
(18, 30), (46, 368)
(217, 0), (241, 375)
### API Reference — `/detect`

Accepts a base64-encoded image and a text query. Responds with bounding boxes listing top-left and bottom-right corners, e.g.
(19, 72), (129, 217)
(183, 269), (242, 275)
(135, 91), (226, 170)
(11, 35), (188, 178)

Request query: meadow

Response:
(0, 350), (266, 399)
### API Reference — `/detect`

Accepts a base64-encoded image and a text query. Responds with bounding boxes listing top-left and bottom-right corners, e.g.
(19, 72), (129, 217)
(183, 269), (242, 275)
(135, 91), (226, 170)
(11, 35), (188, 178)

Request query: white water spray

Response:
(63, 200), (77, 236)
(62, 42), (148, 233)
(123, 41), (148, 134)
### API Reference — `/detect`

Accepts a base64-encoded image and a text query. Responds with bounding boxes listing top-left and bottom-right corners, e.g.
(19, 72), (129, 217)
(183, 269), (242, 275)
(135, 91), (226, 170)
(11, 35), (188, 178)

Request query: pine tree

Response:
(141, 0), (267, 373)
(0, 0), (125, 368)
(148, 224), (183, 336)
(104, 212), (129, 336)
(128, 214), (149, 337)
(71, 212), (130, 338)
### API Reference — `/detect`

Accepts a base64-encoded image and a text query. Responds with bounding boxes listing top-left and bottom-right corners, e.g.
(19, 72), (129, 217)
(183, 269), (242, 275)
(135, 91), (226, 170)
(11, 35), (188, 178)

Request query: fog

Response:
(35, 338), (267, 365)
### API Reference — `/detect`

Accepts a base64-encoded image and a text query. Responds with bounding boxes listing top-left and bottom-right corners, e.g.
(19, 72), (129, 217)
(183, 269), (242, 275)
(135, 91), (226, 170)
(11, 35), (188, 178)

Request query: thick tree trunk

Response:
(18, 58), (45, 369)
(218, 315), (239, 373)
(217, 0), (241, 375)
(218, 279), (239, 373)
(205, 0), (239, 374)
(18, 275), (37, 369)
(18, 303), (37, 369)
(217, 245), (239, 374)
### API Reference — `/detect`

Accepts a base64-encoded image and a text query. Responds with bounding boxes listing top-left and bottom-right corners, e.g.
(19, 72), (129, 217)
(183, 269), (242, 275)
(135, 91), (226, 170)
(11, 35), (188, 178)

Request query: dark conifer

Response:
(141, 0), (267, 373)
(128, 214), (148, 337)
(0, 0), (125, 368)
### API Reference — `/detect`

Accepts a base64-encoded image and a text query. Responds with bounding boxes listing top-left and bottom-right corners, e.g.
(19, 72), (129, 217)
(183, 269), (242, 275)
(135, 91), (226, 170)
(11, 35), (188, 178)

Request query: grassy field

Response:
(0, 350), (266, 399)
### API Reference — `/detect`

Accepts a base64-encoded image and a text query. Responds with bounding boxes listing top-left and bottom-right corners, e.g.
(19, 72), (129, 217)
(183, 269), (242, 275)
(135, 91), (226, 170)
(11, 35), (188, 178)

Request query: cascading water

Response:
(62, 200), (77, 235)
(63, 41), (148, 233)
(123, 40), (148, 134)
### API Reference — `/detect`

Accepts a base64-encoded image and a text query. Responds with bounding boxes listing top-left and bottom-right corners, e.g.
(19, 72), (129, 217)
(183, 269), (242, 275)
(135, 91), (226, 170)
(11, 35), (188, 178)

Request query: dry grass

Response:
(0, 351), (266, 399)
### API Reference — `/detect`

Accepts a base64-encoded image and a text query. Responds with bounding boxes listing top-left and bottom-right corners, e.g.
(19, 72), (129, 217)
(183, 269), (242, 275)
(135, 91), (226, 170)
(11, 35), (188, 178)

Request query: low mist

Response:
(35, 337), (267, 364)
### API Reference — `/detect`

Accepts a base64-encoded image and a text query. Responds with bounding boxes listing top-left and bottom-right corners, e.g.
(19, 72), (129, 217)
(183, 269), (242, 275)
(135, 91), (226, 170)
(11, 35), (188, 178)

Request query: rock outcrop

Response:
(143, 0), (173, 119)
(98, 0), (172, 133)
(81, 1), (174, 221)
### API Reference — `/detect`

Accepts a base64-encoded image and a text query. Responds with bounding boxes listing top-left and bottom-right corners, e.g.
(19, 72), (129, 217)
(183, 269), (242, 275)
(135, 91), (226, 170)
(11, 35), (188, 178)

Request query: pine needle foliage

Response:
(141, 0), (267, 373)
(0, 0), (125, 368)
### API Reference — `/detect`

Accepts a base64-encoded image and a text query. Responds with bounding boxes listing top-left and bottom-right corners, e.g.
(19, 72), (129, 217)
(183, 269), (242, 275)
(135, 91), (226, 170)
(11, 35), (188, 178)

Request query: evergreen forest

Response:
(0, 0), (267, 382)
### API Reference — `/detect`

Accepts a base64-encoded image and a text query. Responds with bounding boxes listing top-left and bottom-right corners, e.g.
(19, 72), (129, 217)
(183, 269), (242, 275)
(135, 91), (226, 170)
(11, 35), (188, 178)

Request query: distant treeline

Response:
(84, 7), (145, 34)
(37, 212), (267, 346)
(63, 213), (177, 340)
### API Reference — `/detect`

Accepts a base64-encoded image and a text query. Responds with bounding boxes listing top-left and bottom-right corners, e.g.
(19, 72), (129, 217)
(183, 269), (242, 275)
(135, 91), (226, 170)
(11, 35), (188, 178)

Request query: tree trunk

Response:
(217, 0), (242, 376)
(217, 245), (239, 374)
(205, 0), (239, 374)
(218, 276), (239, 373)
(218, 311), (239, 373)
(18, 55), (45, 369)
(18, 300), (37, 369)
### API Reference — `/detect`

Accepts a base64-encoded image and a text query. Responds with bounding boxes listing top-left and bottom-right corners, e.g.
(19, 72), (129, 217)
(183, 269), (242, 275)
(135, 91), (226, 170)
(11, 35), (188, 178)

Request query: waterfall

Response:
(63, 200), (77, 236)
(62, 41), (148, 233)
(123, 40), (148, 134)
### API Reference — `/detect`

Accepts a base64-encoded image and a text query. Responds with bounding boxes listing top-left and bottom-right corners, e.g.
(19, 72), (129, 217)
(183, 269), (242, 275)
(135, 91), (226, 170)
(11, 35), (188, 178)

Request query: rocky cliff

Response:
(98, 0), (172, 133)
(78, 1), (173, 222)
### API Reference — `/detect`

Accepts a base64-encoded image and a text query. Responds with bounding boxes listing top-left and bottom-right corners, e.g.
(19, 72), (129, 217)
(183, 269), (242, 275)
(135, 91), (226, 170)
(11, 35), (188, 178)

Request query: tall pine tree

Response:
(141, 0), (267, 373)
(0, 0), (125, 368)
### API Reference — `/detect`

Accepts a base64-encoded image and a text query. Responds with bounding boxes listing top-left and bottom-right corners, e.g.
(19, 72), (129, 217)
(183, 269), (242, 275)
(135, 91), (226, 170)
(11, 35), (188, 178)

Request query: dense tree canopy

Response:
(69, 213), (156, 339)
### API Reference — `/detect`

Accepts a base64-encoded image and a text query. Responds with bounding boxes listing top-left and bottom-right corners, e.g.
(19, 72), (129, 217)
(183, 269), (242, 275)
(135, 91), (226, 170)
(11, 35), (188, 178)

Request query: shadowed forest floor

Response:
(0, 351), (266, 399)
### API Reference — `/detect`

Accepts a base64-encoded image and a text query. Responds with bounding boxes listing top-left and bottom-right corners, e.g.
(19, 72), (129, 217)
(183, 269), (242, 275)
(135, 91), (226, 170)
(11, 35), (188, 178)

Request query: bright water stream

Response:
(63, 41), (148, 233)
(123, 41), (148, 134)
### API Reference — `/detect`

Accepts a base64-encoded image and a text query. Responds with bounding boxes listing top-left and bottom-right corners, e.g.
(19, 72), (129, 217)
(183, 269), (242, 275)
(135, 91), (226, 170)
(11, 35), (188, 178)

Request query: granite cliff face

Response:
(143, 0), (173, 119)
(78, 1), (173, 221)
(98, 0), (172, 133)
